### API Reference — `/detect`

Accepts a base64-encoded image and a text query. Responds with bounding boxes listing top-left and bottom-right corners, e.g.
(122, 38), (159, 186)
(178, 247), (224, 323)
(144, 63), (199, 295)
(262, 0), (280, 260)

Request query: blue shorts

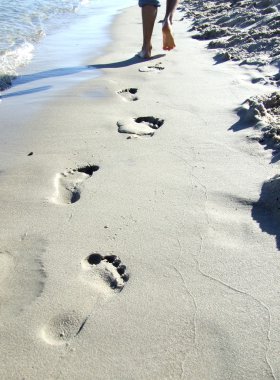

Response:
(139, 0), (161, 7)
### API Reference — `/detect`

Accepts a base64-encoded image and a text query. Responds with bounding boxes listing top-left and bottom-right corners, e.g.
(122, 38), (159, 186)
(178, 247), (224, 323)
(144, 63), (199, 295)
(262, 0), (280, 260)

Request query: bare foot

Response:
(162, 19), (176, 51)
(137, 45), (152, 59)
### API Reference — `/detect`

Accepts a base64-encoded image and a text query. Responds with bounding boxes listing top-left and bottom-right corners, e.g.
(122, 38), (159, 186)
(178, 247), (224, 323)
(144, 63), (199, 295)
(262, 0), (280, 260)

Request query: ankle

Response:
(139, 45), (152, 59)
(163, 14), (172, 25)
(142, 43), (152, 51)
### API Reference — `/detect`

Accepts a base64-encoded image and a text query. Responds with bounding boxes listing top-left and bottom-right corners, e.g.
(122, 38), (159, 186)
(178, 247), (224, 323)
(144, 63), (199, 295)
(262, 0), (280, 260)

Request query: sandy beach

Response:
(1, 2), (280, 379)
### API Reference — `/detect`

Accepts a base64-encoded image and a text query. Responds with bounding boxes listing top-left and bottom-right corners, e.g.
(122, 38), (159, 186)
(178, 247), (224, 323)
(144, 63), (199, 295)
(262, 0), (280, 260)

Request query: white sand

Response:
(180, 0), (280, 148)
(1, 3), (280, 379)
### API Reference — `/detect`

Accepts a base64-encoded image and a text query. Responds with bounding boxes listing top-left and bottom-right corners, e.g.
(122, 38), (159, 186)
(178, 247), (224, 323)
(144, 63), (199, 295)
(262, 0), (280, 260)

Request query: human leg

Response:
(138, 0), (160, 59)
(162, 0), (179, 50)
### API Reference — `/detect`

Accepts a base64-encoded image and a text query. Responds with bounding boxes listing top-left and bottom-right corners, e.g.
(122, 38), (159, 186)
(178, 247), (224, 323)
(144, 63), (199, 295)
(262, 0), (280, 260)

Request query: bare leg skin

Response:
(162, 0), (179, 51)
(138, 5), (158, 59)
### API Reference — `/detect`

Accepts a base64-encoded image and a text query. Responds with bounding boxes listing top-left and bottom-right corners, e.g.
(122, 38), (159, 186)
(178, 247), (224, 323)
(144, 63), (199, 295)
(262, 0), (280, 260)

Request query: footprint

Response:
(117, 116), (164, 137)
(41, 311), (85, 346)
(41, 253), (129, 346)
(139, 62), (165, 72)
(51, 164), (99, 205)
(117, 88), (138, 102)
(81, 253), (129, 293)
(0, 236), (47, 320)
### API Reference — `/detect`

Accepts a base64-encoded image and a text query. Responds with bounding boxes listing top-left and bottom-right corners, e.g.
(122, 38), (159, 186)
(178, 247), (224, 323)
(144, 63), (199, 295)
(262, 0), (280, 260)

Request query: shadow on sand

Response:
(0, 86), (51, 99)
(252, 175), (280, 250)
(229, 105), (280, 164)
(1, 54), (166, 98)
(230, 106), (280, 250)
(89, 54), (165, 69)
(229, 106), (256, 133)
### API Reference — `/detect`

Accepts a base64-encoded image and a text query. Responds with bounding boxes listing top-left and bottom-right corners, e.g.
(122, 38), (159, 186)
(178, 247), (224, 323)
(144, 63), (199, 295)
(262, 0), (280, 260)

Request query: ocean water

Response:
(0, 0), (135, 89)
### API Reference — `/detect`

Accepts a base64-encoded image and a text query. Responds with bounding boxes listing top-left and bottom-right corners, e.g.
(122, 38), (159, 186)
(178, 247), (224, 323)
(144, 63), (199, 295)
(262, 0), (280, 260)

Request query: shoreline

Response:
(1, 3), (280, 380)
(0, 3), (136, 170)
(0, 2), (135, 122)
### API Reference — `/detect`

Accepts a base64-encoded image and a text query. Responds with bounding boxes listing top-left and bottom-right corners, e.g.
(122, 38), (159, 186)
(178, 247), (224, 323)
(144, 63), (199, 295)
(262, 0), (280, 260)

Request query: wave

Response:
(0, 0), (88, 88)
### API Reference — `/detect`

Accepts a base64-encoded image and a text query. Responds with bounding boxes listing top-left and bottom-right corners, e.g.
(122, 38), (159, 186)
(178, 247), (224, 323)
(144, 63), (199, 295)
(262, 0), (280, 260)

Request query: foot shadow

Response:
(89, 54), (166, 69)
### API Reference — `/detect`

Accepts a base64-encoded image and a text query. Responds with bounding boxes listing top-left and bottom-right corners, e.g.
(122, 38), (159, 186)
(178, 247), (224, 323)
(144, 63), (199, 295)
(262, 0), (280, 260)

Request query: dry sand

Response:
(180, 0), (280, 149)
(1, 3), (280, 379)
